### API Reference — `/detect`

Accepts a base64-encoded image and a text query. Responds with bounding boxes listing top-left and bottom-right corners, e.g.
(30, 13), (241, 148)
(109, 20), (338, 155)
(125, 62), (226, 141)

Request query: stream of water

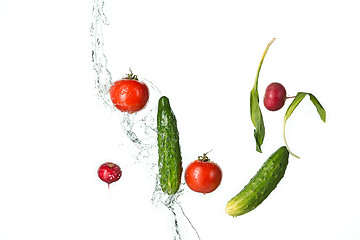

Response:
(90, 0), (201, 239)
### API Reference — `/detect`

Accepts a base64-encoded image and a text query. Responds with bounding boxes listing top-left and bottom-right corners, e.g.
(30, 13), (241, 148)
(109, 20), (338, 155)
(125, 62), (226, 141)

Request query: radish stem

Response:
(283, 119), (300, 159)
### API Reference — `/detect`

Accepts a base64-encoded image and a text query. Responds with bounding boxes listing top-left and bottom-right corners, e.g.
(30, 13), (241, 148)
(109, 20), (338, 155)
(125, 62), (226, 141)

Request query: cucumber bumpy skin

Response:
(157, 96), (183, 195)
(225, 146), (289, 217)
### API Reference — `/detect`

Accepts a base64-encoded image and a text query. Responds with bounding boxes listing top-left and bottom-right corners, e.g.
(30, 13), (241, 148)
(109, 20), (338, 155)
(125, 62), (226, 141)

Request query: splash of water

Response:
(90, 0), (113, 108)
(118, 78), (162, 163)
(152, 180), (201, 240)
(90, 1), (200, 239)
(90, 0), (160, 161)
(90, 0), (161, 161)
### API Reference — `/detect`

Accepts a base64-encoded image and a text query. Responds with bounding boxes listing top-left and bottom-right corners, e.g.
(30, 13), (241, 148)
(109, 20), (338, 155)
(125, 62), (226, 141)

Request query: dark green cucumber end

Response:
(158, 96), (170, 109)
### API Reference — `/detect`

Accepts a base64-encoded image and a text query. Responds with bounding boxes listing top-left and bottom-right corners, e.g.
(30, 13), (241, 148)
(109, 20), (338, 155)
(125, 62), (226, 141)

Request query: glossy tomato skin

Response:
(185, 160), (222, 194)
(109, 79), (149, 113)
(98, 162), (122, 186)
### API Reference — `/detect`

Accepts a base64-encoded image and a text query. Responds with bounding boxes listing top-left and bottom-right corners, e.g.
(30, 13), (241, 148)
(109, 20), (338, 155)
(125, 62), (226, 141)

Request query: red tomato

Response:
(109, 72), (149, 113)
(185, 154), (222, 194)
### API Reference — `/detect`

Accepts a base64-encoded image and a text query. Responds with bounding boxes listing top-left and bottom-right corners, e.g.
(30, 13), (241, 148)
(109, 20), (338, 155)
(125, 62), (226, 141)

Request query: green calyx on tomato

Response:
(124, 68), (139, 80)
(197, 150), (212, 162)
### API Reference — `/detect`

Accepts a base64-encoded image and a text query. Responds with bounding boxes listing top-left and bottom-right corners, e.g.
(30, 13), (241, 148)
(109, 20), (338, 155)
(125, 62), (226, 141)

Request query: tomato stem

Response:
(198, 149), (213, 162)
(125, 68), (138, 80)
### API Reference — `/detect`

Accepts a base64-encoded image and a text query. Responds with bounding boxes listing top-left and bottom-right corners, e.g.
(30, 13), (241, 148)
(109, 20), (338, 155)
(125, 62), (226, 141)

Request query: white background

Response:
(1, 0), (359, 239)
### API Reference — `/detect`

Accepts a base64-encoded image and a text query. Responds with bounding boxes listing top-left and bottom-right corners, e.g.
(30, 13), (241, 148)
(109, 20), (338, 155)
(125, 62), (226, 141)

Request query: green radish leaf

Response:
(250, 38), (276, 153)
(250, 89), (265, 153)
(283, 92), (326, 158)
(284, 92), (307, 123)
(309, 94), (326, 122)
(284, 92), (326, 123)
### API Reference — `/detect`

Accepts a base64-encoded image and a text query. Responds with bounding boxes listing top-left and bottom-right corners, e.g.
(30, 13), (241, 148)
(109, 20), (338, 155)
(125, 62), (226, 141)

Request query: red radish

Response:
(98, 162), (122, 187)
(263, 82), (287, 111)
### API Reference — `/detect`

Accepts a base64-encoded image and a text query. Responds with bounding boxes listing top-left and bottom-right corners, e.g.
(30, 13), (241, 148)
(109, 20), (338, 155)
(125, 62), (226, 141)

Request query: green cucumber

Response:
(225, 146), (289, 216)
(157, 96), (182, 195)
